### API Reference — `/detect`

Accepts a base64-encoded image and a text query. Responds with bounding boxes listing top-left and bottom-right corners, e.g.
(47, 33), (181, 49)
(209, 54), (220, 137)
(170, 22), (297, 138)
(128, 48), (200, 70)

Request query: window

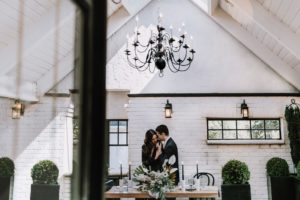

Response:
(207, 118), (281, 140)
(107, 120), (128, 174)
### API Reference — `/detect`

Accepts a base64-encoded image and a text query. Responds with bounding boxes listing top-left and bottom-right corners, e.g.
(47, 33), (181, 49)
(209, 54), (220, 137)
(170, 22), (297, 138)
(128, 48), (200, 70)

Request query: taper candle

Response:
(120, 162), (123, 179)
(196, 161), (199, 178)
(181, 161), (184, 180)
(128, 162), (132, 180)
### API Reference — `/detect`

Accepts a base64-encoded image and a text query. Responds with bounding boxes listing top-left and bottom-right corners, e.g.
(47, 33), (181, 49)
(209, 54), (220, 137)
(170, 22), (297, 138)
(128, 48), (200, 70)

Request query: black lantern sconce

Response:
(241, 99), (249, 119)
(12, 100), (25, 119)
(111, 0), (121, 4)
(165, 99), (172, 118)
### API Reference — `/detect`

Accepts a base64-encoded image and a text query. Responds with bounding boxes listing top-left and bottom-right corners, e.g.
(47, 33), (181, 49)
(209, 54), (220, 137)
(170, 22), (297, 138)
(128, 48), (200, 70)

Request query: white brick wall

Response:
(128, 96), (299, 200)
(0, 97), (72, 200)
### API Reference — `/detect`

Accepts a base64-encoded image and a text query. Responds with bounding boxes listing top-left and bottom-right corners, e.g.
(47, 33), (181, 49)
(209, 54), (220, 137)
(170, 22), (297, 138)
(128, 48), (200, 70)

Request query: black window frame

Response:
(207, 118), (281, 140)
(107, 119), (128, 146)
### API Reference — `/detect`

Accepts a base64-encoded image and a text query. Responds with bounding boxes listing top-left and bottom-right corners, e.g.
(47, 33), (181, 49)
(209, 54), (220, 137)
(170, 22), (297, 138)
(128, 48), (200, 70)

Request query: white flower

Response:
(168, 155), (176, 165)
(169, 168), (178, 174)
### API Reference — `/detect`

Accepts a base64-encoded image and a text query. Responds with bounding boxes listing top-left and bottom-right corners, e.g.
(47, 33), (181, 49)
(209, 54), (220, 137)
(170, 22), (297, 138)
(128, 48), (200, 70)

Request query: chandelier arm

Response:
(135, 44), (151, 53)
(133, 46), (152, 64)
(166, 58), (181, 73)
(177, 50), (195, 67)
(137, 31), (158, 48)
(165, 51), (182, 72)
(128, 48), (158, 71)
(126, 56), (148, 70)
(168, 50), (191, 69)
(170, 51), (194, 69)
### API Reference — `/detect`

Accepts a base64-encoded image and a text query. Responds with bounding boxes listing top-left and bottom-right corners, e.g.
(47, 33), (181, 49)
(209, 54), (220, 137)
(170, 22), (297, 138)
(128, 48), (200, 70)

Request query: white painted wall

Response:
(128, 96), (299, 200)
(107, 0), (298, 93)
(0, 97), (73, 200)
(106, 90), (129, 119)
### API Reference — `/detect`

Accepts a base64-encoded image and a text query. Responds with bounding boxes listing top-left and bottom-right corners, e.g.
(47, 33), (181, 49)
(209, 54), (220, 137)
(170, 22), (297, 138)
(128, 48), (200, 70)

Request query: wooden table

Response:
(105, 186), (219, 199)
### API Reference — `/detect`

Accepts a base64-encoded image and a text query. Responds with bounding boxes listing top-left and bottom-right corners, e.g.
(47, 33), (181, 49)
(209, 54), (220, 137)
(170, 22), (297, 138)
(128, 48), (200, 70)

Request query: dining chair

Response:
(189, 172), (215, 200)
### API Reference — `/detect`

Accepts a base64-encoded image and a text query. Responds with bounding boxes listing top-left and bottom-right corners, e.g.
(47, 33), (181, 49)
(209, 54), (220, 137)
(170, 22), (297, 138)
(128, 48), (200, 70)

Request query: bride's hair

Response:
(144, 129), (156, 146)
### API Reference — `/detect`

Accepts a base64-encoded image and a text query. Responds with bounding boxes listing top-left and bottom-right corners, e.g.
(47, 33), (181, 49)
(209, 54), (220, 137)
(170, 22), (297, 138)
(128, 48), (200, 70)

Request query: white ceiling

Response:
(0, 0), (299, 101)
(219, 0), (300, 90)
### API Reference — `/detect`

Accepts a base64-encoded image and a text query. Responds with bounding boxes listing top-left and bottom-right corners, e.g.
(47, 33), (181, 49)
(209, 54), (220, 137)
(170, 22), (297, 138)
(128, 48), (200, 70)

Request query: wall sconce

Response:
(165, 99), (172, 118)
(241, 99), (249, 118)
(12, 100), (25, 119)
(111, 0), (121, 4)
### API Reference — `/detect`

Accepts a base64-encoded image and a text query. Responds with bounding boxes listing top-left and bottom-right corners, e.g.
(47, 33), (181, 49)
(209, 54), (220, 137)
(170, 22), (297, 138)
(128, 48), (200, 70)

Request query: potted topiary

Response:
(30, 160), (59, 200)
(294, 161), (300, 200)
(221, 160), (251, 200)
(0, 157), (14, 200)
(266, 157), (294, 200)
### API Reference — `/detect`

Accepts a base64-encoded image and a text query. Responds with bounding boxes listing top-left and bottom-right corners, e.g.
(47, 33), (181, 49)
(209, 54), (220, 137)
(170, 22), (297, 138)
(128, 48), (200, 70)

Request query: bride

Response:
(141, 129), (162, 172)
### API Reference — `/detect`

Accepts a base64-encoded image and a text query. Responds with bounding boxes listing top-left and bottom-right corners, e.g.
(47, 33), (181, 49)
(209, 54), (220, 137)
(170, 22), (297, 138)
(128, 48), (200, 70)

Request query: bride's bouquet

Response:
(133, 155), (178, 200)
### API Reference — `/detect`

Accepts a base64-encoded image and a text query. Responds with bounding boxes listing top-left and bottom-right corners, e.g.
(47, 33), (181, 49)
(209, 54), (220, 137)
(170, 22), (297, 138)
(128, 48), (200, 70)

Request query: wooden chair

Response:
(189, 172), (215, 200)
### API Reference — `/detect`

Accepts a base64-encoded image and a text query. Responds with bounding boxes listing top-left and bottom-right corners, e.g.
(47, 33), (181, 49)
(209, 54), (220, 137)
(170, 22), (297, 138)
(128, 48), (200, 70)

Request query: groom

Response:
(156, 124), (179, 185)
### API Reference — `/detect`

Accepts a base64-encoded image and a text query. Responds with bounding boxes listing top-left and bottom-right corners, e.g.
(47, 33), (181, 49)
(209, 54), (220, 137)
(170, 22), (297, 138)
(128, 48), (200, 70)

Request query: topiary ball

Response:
(222, 160), (250, 184)
(0, 157), (15, 177)
(266, 157), (289, 177)
(31, 160), (59, 185)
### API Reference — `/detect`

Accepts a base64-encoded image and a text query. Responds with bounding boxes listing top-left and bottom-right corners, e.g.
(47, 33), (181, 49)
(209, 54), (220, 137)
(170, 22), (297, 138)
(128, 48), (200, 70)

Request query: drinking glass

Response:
(187, 178), (195, 189)
(199, 175), (206, 189)
(122, 177), (128, 193)
(119, 179), (124, 192)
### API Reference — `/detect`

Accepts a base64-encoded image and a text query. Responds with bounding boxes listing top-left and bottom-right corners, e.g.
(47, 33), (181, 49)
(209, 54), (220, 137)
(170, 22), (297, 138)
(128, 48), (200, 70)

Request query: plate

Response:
(185, 187), (196, 191)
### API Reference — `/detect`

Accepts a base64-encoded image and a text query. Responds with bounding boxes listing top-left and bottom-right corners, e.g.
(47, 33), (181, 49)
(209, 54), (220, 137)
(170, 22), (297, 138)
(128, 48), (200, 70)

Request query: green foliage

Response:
(222, 160), (250, 184)
(285, 104), (300, 166)
(0, 157), (15, 177)
(297, 161), (300, 177)
(266, 157), (289, 177)
(31, 160), (59, 185)
(73, 118), (79, 140)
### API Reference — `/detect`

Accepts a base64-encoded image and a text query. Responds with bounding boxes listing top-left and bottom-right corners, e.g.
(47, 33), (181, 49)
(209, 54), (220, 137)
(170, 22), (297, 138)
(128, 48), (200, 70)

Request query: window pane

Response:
(110, 133), (118, 145)
(251, 120), (264, 129)
(266, 130), (280, 139)
(208, 130), (222, 139)
(224, 130), (236, 139)
(237, 130), (251, 139)
(119, 121), (127, 132)
(237, 120), (250, 129)
(109, 121), (118, 132)
(109, 146), (128, 174)
(265, 120), (279, 129)
(208, 120), (222, 129)
(119, 133), (127, 145)
(252, 130), (265, 139)
(223, 121), (236, 129)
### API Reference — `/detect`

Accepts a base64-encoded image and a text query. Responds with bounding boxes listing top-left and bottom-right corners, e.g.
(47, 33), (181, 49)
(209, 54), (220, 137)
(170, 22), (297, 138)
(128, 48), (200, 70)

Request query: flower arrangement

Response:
(133, 155), (178, 200)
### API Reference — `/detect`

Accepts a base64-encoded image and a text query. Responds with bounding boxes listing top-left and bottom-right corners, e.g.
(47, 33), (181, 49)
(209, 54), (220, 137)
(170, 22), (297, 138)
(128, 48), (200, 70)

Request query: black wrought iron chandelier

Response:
(125, 14), (196, 77)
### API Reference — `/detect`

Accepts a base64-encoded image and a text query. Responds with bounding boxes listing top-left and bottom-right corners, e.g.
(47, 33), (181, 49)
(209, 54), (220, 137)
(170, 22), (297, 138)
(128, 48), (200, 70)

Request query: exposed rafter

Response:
(222, 0), (300, 59)
(211, 8), (300, 91)
(0, 75), (37, 102)
(0, 0), (75, 77)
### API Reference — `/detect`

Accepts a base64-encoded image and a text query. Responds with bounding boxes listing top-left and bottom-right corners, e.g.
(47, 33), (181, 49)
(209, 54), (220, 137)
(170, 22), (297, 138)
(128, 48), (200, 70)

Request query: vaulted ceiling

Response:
(0, 0), (299, 102)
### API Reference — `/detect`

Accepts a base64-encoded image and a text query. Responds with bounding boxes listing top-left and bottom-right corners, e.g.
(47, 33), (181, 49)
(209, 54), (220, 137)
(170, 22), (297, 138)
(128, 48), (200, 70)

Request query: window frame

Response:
(206, 118), (284, 145)
(107, 119), (128, 146)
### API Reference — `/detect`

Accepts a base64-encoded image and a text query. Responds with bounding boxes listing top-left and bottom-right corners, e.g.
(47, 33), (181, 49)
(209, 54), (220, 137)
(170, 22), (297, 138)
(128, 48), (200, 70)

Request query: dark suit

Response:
(159, 137), (179, 185)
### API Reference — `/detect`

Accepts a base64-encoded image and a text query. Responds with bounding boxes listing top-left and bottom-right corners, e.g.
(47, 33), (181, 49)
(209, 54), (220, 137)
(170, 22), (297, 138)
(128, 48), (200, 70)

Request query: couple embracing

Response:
(142, 124), (179, 185)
